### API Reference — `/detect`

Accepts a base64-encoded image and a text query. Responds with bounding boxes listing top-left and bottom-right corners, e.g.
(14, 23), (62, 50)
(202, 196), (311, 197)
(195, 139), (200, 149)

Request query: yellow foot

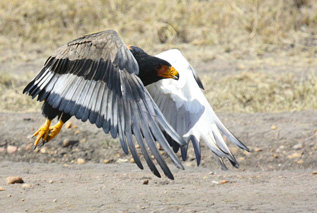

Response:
(33, 119), (52, 148)
(47, 120), (64, 141)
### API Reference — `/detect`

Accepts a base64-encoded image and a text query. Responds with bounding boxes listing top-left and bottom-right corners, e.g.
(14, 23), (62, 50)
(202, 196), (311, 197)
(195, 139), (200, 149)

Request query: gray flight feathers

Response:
(23, 30), (186, 180)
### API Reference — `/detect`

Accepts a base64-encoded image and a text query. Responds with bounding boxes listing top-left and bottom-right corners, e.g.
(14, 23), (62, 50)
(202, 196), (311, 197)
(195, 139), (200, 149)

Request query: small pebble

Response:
(74, 130), (80, 135)
(271, 125), (277, 130)
(104, 159), (110, 164)
(77, 158), (86, 165)
(7, 177), (24, 184)
(53, 199), (57, 202)
(254, 148), (263, 152)
(292, 144), (303, 150)
(65, 122), (72, 129)
(287, 153), (302, 159)
(22, 184), (31, 189)
(135, 144), (140, 149)
(219, 180), (228, 184)
(63, 139), (70, 147)
(49, 180), (54, 184)
(273, 153), (279, 158)
(7, 194), (11, 197)
(0, 186), (4, 191)
(130, 158), (135, 163)
(21, 199), (25, 202)
(40, 146), (48, 154)
(157, 144), (163, 150)
(117, 159), (128, 163)
(25, 144), (33, 151)
(143, 179), (149, 185)
(312, 171), (317, 175)
(7, 145), (18, 154)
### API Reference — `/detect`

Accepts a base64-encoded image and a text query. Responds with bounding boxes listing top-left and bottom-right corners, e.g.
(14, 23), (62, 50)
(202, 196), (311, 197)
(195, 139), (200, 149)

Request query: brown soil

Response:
(0, 109), (316, 212)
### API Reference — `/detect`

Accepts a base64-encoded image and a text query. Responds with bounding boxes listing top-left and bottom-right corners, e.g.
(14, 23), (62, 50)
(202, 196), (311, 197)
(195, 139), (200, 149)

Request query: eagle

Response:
(23, 30), (249, 179)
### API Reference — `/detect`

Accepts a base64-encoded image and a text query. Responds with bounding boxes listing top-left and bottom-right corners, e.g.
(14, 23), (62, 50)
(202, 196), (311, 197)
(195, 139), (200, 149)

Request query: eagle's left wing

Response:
(147, 49), (249, 169)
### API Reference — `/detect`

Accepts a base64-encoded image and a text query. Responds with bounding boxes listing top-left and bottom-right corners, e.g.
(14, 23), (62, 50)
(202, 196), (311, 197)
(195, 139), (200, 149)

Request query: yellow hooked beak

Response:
(157, 65), (179, 80)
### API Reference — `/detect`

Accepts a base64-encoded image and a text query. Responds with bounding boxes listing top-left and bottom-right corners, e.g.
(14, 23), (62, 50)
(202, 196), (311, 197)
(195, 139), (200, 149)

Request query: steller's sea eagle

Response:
(23, 30), (249, 179)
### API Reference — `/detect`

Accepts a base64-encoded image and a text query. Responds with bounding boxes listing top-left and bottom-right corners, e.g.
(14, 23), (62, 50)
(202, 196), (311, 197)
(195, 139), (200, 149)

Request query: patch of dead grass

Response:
(203, 71), (317, 113)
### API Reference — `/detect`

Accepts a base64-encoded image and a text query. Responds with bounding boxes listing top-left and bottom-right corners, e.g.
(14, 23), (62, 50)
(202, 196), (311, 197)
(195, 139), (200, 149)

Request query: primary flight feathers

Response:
(23, 30), (249, 179)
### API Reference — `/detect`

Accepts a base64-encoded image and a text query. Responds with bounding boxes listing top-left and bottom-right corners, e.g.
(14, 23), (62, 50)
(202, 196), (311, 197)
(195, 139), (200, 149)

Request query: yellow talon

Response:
(48, 120), (64, 141)
(33, 119), (51, 148)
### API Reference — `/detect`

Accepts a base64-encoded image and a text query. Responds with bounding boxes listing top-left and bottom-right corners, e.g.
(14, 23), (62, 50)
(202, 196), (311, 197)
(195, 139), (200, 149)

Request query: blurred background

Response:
(0, 0), (316, 113)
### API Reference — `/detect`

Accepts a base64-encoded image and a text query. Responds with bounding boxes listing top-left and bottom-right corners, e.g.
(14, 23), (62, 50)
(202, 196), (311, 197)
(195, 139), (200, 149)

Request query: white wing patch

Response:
(147, 49), (249, 169)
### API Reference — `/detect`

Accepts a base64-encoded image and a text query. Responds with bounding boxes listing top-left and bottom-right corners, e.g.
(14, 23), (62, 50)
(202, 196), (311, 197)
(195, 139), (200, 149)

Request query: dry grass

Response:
(203, 72), (317, 113)
(0, 0), (316, 113)
(0, 0), (316, 61)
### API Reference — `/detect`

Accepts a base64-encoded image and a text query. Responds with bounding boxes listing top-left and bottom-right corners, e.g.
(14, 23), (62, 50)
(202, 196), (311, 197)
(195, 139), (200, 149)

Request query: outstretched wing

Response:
(23, 30), (186, 179)
(147, 49), (249, 169)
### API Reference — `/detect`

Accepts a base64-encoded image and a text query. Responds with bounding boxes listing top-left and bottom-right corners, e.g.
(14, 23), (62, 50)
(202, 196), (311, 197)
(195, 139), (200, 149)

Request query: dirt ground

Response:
(0, 109), (316, 212)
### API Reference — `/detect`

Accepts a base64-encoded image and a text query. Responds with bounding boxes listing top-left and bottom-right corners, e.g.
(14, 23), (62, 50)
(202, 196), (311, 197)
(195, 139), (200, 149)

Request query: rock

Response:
(143, 179), (149, 185)
(273, 153), (279, 158)
(21, 199), (25, 202)
(254, 148), (263, 152)
(0, 186), (4, 191)
(40, 146), (48, 154)
(74, 130), (80, 135)
(25, 143), (33, 151)
(157, 144), (163, 150)
(49, 180), (54, 184)
(292, 143), (303, 150)
(117, 159), (128, 163)
(65, 122), (72, 129)
(7, 145), (18, 154)
(22, 184), (31, 189)
(53, 199), (57, 202)
(103, 159), (110, 164)
(287, 152), (302, 159)
(130, 158), (135, 163)
(77, 158), (86, 165)
(271, 125), (277, 130)
(7, 177), (24, 184)
(219, 180), (228, 184)
(312, 171), (317, 175)
(62, 139), (70, 147)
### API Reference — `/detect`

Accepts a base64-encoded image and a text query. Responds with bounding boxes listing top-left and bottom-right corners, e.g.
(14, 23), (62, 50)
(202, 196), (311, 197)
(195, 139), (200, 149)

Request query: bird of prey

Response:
(23, 30), (249, 179)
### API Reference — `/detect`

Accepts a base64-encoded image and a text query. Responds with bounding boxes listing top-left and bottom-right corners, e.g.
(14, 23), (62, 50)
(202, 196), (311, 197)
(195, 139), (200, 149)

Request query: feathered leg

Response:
(33, 101), (71, 148)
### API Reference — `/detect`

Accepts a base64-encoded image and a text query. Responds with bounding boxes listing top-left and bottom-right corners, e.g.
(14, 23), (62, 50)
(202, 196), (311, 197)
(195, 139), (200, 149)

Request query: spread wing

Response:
(147, 49), (249, 169)
(23, 30), (186, 179)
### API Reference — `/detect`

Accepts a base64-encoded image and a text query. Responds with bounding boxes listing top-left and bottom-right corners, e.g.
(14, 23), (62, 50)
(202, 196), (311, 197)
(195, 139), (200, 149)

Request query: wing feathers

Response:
(23, 31), (190, 179)
(148, 49), (249, 170)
